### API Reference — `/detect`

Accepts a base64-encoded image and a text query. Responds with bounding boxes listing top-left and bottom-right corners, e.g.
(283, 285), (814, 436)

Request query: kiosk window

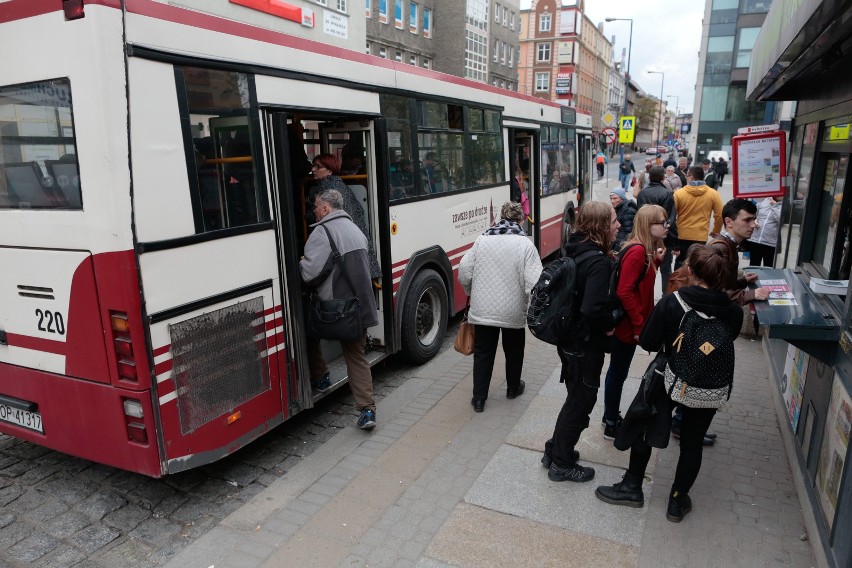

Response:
(811, 156), (848, 277)
(0, 78), (82, 210)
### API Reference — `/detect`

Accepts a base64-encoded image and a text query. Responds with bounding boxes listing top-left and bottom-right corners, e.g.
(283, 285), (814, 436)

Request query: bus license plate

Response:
(0, 403), (44, 433)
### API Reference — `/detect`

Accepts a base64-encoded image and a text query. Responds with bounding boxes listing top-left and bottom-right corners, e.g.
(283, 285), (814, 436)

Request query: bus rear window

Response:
(0, 79), (82, 210)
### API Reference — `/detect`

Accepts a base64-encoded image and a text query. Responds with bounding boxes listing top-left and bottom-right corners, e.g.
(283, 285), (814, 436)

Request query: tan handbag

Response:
(454, 313), (475, 356)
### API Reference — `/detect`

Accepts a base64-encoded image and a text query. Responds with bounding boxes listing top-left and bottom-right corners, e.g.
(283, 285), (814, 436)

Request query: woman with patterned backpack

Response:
(594, 244), (743, 522)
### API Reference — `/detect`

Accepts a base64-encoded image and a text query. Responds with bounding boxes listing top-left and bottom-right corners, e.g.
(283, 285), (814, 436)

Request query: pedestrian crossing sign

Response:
(619, 116), (636, 144)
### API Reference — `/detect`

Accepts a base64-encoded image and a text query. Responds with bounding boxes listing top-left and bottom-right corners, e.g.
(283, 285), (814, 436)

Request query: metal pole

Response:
(605, 18), (633, 183)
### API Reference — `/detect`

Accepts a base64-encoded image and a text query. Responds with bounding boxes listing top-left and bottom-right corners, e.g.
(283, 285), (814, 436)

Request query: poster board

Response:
(816, 373), (851, 531)
(732, 130), (786, 198)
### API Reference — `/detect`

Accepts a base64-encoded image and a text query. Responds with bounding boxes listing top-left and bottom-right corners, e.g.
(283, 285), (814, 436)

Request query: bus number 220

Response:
(35, 309), (66, 335)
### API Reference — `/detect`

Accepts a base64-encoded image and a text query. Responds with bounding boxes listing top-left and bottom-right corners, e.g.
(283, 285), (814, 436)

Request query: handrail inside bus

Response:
(205, 156), (252, 164)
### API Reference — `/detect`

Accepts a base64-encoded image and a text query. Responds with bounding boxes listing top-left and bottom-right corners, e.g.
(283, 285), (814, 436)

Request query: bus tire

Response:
(400, 268), (448, 364)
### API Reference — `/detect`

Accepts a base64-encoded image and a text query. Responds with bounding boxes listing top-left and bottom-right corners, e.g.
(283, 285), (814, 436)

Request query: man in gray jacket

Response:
(301, 188), (379, 429)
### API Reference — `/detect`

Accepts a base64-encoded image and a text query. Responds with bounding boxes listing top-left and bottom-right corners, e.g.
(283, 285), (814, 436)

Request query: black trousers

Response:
(472, 325), (525, 401)
(748, 242), (776, 267)
(545, 344), (605, 468)
(627, 405), (716, 494)
(674, 239), (707, 270)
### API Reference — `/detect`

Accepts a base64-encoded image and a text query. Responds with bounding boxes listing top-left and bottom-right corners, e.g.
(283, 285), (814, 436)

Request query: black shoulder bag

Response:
(305, 224), (364, 342)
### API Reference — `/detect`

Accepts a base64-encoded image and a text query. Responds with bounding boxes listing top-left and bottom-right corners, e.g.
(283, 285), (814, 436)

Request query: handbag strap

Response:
(319, 223), (358, 297)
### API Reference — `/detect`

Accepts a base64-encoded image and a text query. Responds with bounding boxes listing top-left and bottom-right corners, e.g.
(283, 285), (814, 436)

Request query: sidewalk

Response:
(165, 329), (817, 568)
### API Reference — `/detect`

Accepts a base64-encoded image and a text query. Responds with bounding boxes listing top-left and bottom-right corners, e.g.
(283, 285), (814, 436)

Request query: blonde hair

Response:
(575, 200), (615, 254)
(623, 205), (666, 260)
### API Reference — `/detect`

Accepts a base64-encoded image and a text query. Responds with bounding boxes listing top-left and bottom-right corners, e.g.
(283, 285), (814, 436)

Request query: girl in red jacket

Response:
(602, 205), (669, 439)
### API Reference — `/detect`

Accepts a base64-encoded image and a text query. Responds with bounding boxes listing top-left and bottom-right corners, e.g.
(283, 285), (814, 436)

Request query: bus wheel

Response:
(401, 269), (448, 364)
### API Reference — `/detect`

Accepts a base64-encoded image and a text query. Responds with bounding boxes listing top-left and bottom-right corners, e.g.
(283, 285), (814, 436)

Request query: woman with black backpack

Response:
(594, 244), (743, 522)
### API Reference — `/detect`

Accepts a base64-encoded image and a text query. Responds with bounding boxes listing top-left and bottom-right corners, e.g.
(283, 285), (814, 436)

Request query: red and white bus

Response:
(0, 0), (591, 476)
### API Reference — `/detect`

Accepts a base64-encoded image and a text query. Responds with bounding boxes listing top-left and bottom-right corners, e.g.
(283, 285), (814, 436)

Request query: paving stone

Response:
(44, 510), (91, 539)
(0, 484), (24, 507)
(34, 543), (86, 568)
(91, 536), (154, 568)
(77, 490), (127, 521)
(129, 516), (183, 546)
(69, 524), (121, 554)
(40, 475), (98, 505)
(7, 532), (60, 563)
(0, 512), (16, 529)
(128, 479), (178, 510)
(103, 503), (150, 532)
(0, 521), (33, 549)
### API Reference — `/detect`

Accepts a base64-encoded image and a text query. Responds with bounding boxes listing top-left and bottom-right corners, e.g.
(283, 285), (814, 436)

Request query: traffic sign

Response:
(602, 127), (617, 144)
(601, 111), (617, 128)
(619, 116), (636, 144)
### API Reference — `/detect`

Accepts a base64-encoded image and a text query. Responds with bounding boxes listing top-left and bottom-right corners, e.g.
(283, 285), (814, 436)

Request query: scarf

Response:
(484, 219), (526, 236)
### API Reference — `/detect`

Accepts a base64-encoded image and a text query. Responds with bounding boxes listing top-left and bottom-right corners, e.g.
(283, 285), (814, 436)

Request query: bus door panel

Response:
(512, 131), (536, 245)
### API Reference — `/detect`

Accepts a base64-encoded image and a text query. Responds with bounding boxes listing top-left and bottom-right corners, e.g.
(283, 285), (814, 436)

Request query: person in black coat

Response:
(594, 244), (743, 521)
(542, 201), (619, 483)
(637, 166), (679, 294)
(610, 187), (637, 250)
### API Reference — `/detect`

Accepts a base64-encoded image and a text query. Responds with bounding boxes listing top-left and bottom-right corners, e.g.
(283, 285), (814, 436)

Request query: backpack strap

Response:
(319, 223), (358, 298)
(618, 243), (651, 291)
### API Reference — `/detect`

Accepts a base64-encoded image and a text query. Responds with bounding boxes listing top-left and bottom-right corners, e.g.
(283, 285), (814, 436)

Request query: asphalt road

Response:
(0, 324), (460, 568)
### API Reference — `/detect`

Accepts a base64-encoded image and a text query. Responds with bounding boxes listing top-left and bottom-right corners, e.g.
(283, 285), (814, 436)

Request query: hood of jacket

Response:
(682, 182), (712, 197)
(676, 285), (738, 319)
(564, 233), (607, 258)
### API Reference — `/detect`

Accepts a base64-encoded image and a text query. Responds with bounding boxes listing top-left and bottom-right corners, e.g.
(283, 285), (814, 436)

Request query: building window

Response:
(536, 42), (551, 62)
(422, 58), (431, 69)
(409, 55), (416, 65)
(705, 35), (734, 74)
(539, 12), (551, 32)
(395, 51), (402, 61)
(336, 0), (347, 11)
(510, 11), (515, 29)
(495, 2), (500, 22)
(741, 0), (772, 13)
(535, 72), (550, 91)
(366, 41), (371, 54)
(423, 7), (432, 37)
(735, 27), (761, 68)
(467, 0), (487, 31)
(379, 47), (387, 58)
(699, 85), (728, 121)
(508, 46), (514, 67)
(394, 0), (403, 28)
(503, 6), (508, 25)
(501, 42), (507, 64)
(366, 0), (370, 17)
(409, 2), (418, 33)
(315, 0), (327, 5)
(493, 39), (499, 62)
(379, 0), (388, 23)
(464, 29), (488, 82)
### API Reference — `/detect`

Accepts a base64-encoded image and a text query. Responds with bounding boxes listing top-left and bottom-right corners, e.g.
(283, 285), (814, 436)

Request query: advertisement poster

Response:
(816, 373), (852, 531)
(781, 345), (809, 431)
(732, 130), (786, 198)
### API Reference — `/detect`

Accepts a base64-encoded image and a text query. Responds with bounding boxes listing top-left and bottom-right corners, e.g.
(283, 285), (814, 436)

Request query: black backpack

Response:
(663, 292), (736, 408)
(527, 250), (601, 345)
(610, 243), (650, 323)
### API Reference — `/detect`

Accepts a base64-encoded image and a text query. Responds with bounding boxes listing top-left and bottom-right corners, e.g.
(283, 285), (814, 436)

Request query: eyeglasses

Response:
(311, 164), (326, 170)
(652, 220), (671, 227)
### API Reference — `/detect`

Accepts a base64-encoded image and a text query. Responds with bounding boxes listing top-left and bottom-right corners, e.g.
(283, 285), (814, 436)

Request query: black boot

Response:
(595, 473), (644, 508)
(666, 490), (692, 522)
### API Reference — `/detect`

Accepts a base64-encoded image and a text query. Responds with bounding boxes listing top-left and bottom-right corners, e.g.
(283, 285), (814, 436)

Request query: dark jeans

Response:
(628, 405), (716, 494)
(545, 344), (605, 467)
(748, 242), (776, 267)
(603, 336), (637, 424)
(674, 239), (706, 270)
(472, 325), (525, 401)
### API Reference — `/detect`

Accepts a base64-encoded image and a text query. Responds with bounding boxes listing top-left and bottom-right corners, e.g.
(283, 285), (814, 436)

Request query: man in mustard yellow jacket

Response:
(672, 166), (722, 270)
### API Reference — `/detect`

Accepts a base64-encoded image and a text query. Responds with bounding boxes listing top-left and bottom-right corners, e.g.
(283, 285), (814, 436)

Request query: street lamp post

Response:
(605, 17), (633, 180)
(666, 95), (679, 147)
(648, 70), (665, 147)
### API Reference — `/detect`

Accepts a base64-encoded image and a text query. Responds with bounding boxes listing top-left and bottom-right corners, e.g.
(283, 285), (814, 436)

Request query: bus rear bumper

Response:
(0, 363), (162, 477)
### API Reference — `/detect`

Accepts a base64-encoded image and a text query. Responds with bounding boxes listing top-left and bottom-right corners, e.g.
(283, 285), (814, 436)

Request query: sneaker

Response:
(312, 373), (332, 394)
(666, 490), (692, 522)
(548, 462), (595, 483)
(540, 450), (579, 469)
(506, 380), (525, 399)
(357, 409), (376, 430)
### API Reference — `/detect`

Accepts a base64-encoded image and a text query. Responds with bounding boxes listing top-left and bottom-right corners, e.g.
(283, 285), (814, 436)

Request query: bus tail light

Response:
(63, 0), (85, 20)
(110, 312), (137, 383)
(123, 398), (148, 444)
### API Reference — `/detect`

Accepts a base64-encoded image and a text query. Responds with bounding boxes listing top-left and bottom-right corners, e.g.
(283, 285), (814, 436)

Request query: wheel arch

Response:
(393, 246), (455, 353)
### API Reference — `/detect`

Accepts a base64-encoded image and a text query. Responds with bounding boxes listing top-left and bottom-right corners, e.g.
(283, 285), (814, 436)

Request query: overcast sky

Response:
(521, 0), (705, 115)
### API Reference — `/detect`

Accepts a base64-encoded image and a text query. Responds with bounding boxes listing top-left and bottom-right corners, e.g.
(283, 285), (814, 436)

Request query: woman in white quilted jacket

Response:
(458, 201), (543, 413)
